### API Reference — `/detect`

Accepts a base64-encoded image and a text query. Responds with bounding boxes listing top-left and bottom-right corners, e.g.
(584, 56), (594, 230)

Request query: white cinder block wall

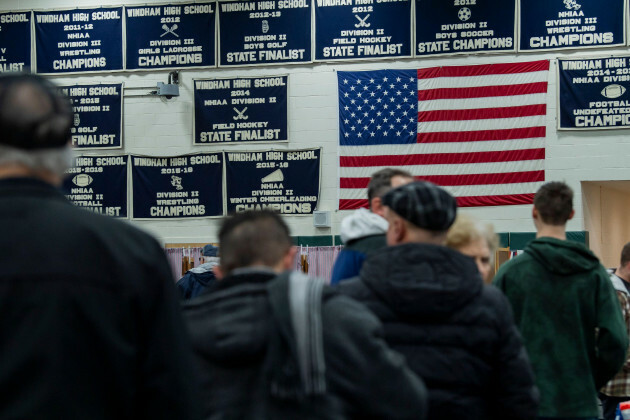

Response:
(4, 0), (630, 245)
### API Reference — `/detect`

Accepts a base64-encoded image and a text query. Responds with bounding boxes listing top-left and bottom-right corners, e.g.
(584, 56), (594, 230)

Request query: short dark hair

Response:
(0, 74), (72, 150)
(218, 210), (292, 274)
(533, 181), (574, 226)
(620, 242), (630, 267)
(367, 168), (413, 204)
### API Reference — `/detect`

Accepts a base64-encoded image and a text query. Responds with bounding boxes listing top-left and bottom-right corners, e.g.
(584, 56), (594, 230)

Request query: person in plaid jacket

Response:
(600, 242), (630, 420)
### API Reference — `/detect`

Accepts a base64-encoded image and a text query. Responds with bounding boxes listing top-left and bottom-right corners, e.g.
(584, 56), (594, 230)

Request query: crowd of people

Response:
(1, 73), (630, 419)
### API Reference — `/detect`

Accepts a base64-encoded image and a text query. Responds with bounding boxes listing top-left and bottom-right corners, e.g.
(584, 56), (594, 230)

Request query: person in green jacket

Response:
(494, 181), (628, 420)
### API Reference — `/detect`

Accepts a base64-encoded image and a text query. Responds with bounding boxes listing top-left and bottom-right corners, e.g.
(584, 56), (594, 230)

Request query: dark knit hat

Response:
(382, 181), (457, 231)
(0, 74), (72, 150)
(202, 244), (219, 257)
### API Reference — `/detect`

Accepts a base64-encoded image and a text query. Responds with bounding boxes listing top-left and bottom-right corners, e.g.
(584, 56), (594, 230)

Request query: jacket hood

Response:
(360, 243), (482, 318)
(525, 237), (600, 276)
(184, 271), (272, 365)
(189, 261), (217, 274)
(340, 208), (388, 244)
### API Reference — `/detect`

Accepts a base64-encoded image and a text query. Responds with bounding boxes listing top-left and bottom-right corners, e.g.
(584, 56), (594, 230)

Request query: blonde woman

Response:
(446, 214), (499, 283)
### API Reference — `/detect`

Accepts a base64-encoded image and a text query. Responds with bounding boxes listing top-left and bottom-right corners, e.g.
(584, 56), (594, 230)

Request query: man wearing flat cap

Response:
(177, 244), (219, 299)
(339, 181), (539, 420)
(0, 74), (200, 419)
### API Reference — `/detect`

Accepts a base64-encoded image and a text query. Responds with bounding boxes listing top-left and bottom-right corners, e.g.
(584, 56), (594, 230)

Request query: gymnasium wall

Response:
(3, 0), (629, 247)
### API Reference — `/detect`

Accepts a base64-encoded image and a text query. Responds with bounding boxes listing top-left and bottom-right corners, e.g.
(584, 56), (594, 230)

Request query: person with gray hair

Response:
(0, 74), (200, 419)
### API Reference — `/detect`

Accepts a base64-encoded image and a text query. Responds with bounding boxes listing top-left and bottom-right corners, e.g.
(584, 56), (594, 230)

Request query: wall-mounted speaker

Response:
(313, 211), (331, 227)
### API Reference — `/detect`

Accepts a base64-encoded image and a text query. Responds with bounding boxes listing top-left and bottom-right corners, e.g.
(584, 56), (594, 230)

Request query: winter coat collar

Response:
(0, 177), (67, 201)
(360, 242), (482, 318)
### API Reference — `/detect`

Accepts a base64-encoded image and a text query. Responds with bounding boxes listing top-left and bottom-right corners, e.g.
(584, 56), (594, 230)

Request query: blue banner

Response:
(558, 56), (630, 129)
(218, 0), (311, 66)
(226, 149), (320, 214)
(131, 154), (223, 219)
(63, 155), (128, 217)
(34, 7), (123, 74)
(315, 0), (411, 60)
(194, 76), (288, 144)
(415, 0), (515, 56)
(125, 3), (215, 70)
(0, 12), (32, 72)
(519, 0), (624, 51)
(60, 83), (123, 149)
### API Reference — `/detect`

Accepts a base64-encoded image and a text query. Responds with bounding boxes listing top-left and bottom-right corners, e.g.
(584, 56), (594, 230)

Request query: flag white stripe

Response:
(340, 160), (545, 177)
(418, 116), (545, 132)
(418, 71), (549, 90)
(340, 138), (545, 155)
(340, 182), (545, 200)
(419, 93), (547, 111)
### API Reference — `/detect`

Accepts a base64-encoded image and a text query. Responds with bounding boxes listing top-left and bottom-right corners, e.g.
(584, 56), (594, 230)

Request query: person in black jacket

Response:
(338, 181), (539, 420)
(182, 210), (428, 419)
(0, 74), (200, 419)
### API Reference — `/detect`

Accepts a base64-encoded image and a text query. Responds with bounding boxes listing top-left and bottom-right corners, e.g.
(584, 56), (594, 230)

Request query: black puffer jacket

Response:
(182, 270), (427, 419)
(338, 243), (539, 420)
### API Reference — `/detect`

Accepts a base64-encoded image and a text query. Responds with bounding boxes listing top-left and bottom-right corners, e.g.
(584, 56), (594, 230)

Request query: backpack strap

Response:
(267, 271), (327, 398)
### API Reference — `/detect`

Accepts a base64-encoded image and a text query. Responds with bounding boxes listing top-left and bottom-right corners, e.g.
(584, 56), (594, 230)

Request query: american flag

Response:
(338, 60), (549, 209)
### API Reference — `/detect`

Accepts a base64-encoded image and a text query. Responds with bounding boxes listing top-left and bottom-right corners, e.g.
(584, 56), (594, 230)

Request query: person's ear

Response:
(532, 207), (539, 220)
(387, 216), (406, 245)
(213, 265), (224, 280)
(282, 246), (298, 271)
(395, 219), (407, 243)
(568, 209), (575, 220)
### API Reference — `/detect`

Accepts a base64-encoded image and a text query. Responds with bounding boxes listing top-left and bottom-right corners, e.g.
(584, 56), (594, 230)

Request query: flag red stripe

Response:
(418, 60), (550, 79)
(417, 82), (548, 101)
(418, 171), (544, 186)
(417, 127), (546, 143)
(340, 148), (544, 167)
(340, 171), (545, 188)
(339, 199), (369, 210)
(457, 194), (535, 207)
(340, 194), (535, 210)
(418, 104), (546, 122)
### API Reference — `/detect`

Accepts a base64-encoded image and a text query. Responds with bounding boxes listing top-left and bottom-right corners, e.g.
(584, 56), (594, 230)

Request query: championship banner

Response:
(218, 0), (311, 66)
(519, 0), (625, 52)
(0, 12), (32, 72)
(131, 153), (223, 219)
(225, 148), (320, 214)
(60, 83), (123, 149)
(63, 155), (128, 218)
(34, 7), (123, 74)
(415, 0), (515, 56)
(125, 3), (216, 70)
(194, 75), (288, 144)
(558, 56), (630, 129)
(315, 0), (412, 61)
